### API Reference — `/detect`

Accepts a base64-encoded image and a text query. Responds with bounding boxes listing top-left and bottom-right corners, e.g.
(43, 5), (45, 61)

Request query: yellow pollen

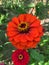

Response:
(18, 54), (23, 60)
(18, 22), (29, 32)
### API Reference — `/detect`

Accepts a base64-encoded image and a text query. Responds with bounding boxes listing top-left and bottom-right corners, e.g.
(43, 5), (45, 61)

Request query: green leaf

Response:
(42, 45), (49, 55)
(29, 49), (44, 62)
(31, 63), (35, 65)
(28, 62), (35, 65)
(35, 2), (46, 19)
(1, 42), (16, 61)
(38, 61), (44, 65)
(28, 3), (35, 7)
(0, 30), (7, 43)
(4, 42), (10, 46)
(44, 61), (49, 65)
(0, 53), (3, 60)
(0, 14), (5, 25)
(39, 35), (49, 46)
(0, 45), (3, 51)
(16, 6), (26, 14)
(0, 15), (5, 21)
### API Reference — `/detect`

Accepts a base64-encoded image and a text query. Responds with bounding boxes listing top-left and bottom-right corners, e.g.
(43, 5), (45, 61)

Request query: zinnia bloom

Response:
(0, 62), (4, 65)
(7, 14), (43, 49)
(12, 49), (30, 65)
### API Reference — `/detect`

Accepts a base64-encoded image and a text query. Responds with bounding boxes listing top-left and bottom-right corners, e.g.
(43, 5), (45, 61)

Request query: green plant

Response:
(35, 2), (46, 19)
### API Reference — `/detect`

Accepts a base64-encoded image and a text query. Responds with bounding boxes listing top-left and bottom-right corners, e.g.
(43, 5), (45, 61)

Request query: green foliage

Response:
(0, 13), (8, 25)
(0, 42), (16, 62)
(1, 42), (15, 60)
(28, 35), (49, 65)
(35, 2), (45, 19)
(0, 30), (7, 43)
(39, 35), (49, 46)
(28, 3), (35, 8)
(35, 2), (49, 19)
(29, 49), (44, 61)
(44, 61), (49, 65)
(28, 49), (44, 65)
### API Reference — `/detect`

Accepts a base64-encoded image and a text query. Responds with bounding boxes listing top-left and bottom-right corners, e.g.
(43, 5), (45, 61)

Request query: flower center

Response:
(18, 22), (29, 33)
(18, 54), (23, 60)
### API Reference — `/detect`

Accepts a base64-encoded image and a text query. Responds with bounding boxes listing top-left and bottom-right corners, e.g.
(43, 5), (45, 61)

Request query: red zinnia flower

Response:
(7, 14), (44, 49)
(12, 49), (30, 65)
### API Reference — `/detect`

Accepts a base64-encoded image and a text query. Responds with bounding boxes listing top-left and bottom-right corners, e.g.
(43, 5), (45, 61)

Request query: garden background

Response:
(0, 0), (49, 65)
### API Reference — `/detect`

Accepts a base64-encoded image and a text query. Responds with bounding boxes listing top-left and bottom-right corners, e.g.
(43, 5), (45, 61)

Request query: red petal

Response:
(14, 34), (27, 43)
(14, 35), (20, 43)
(16, 44), (25, 49)
(25, 14), (37, 24)
(25, 33), (33, 41)
(19, 34), (27, 42)
(9, 38), (17, 45)
(30, 19), (40, 27)
(7, 21), (17, 28)
(7, 27), (17, 31)
(38, 25), (44, 36)
(34, 37), (40, 42)
(12, 17), (19, 24)
(38, 25), (43, 32)
(30, 28), (39, 38)
(31, 41), (38, 48)
(20, 42), (27, 46)
(18, 14), (26, 22)
(7, 31), (17, 37)
(25, 14), (32, 22)
(27, 42), (33, 48)
(30, 16), (37, 23)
